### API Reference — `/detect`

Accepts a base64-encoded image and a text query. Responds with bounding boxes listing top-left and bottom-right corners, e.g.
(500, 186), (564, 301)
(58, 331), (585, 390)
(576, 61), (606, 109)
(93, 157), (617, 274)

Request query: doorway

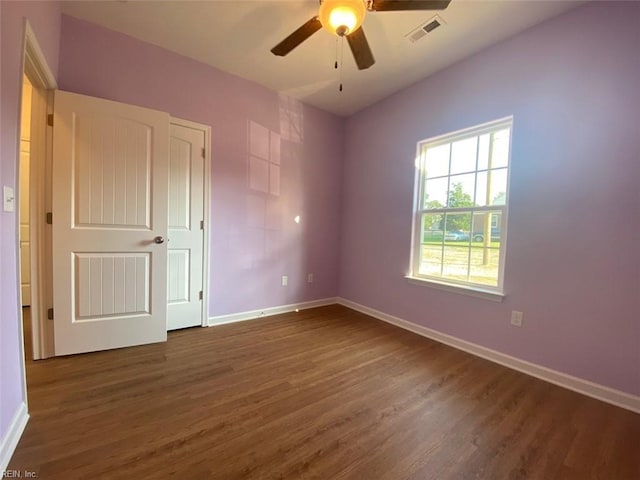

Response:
(18, 22), (58, 365)
(167, 119), (210, 331)
(19, 75), (32, 310)
(18, 75), (33, 360)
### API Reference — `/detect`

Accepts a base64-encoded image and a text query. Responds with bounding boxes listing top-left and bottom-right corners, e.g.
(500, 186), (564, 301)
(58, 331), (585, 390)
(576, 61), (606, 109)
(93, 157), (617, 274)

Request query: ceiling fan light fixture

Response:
(319, 0), (366, 37)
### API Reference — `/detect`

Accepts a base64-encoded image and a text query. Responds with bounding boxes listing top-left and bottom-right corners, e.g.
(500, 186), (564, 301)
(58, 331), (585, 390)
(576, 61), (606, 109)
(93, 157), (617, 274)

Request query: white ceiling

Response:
(61, 0), (583, 116)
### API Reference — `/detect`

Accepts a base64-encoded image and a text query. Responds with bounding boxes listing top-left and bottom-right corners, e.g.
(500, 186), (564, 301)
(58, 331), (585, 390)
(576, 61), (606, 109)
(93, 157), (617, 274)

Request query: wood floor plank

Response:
(8, 305), (640, 479)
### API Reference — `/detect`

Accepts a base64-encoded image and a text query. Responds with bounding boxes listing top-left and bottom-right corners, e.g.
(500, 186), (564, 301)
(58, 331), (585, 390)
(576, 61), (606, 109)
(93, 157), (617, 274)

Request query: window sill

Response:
(405, 276), (505, 302)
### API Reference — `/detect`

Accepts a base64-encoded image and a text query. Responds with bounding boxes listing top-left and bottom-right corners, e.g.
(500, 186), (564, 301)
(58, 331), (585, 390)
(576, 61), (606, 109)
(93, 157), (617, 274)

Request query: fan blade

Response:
(347, 27), (375, 70)
(370, 0), (451, 12)
(271, 17), (322, 56)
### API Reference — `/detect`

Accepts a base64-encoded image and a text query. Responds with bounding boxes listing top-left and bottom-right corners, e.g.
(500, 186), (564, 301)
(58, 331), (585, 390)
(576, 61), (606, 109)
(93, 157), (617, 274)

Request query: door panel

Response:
(168, 136), (191, 229)
(74, 116), (152, 228)
(74, 253), (150, 318)
(53, 90), (169, 355)
(168, 249), (190, 303)
(167, 123), (204, 330)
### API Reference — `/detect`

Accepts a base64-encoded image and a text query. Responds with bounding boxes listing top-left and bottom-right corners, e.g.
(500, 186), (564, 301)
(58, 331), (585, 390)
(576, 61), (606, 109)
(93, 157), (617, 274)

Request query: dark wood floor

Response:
(9, 305), (640, 479)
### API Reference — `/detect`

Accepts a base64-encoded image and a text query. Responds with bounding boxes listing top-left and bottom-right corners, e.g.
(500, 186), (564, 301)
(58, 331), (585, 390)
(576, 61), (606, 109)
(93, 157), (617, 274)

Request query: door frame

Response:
(17, 19), (57, 367)
(169, 117), (212, 327)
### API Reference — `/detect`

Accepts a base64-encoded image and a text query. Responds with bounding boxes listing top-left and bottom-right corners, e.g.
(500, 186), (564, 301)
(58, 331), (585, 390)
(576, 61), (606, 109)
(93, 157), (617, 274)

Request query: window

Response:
(410, 117), (512, 295)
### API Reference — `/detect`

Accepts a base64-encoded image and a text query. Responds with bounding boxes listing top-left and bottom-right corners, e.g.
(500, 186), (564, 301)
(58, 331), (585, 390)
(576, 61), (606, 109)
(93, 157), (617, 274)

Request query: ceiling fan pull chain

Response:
(335, 37), (339, 69)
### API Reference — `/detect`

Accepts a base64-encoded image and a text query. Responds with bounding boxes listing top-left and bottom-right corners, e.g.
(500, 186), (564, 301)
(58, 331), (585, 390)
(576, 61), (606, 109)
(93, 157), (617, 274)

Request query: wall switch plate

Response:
(307, 273), (314, 283)
(281, 275), (288, 287)
(511, 310), (523, 327)
(3, 186), (15, 212)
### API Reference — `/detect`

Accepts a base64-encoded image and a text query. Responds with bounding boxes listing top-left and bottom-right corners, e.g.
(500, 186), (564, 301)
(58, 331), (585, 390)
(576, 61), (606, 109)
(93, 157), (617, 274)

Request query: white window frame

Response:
(408, 117), (513, 300)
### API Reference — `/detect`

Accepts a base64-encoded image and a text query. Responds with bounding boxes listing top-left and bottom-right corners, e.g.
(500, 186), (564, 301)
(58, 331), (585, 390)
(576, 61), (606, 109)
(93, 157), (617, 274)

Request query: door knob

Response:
(154, 236), (165, 244)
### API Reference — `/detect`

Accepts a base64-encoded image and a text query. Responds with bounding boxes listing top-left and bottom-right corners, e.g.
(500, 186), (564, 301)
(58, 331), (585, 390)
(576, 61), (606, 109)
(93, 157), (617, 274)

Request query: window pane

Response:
(442, 246), (469, 281)
(450, 137), (477, 175)
(421, 213), (444, 244)
(477, 133), (490, 171)
(425, 143), (450, 179)
(471, 211), (502, 246)
(419, 244), (443, 277)
(469, 247), (500, 286)
(444, 212), (471, 240)
(490, 128), (510, 168)
(475, 171), (488, 206)
(447, 174), (475, 208)
(488, 168), (508, 205)
(424, 177), (448, 208)
(492, 211), (503, 229)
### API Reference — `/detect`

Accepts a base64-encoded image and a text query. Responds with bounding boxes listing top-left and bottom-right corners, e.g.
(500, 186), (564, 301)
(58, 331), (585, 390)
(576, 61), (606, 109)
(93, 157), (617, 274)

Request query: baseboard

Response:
(0, 402), (29, 474)
(208, 297), (339, 327)
(337, 298), (640, 414)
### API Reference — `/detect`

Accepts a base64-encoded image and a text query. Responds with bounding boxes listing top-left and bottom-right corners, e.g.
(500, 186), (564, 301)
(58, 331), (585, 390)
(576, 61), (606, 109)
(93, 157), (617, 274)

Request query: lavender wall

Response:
(340, 2), (640, 396)
(0, 0), (60, 442)
(58, 15), (344, 318)
(2, 5), (637, 453)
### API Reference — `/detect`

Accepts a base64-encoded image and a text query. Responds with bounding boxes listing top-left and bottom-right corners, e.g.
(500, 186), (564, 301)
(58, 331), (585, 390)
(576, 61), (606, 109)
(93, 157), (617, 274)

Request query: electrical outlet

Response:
(511, 310), (523, 327)
(307, 273), (314, 283)
(281, 275), (288, 287)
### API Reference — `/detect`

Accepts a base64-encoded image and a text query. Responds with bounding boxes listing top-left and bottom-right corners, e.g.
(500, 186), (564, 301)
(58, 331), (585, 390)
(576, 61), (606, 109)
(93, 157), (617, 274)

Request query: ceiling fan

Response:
(271, 0), (452, 70)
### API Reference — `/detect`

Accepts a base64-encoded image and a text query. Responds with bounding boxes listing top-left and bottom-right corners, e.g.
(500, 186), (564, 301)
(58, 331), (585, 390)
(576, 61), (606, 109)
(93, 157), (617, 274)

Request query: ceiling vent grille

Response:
(405, 15), (445, 44)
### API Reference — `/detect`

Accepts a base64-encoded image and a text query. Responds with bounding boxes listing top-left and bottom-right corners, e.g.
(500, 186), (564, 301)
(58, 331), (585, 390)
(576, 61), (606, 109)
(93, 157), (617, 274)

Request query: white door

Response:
(167, 123), (205, 330)
(52, 90), (169, 355)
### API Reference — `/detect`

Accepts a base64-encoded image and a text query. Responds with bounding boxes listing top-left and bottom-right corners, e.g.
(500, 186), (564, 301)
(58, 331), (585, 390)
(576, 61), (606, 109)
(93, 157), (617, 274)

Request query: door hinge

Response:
(47, 308), (54, 320)
(47, 114), (54, 127)
(200, 220), (204, 230)
(199, 290), (203, 301)
(46, 212), (53, 224)
(201, 147), (205, 158)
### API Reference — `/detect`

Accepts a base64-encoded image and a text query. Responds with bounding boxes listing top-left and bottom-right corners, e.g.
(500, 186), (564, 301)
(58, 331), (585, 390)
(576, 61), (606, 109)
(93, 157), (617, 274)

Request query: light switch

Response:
(3, 186), (15, 212)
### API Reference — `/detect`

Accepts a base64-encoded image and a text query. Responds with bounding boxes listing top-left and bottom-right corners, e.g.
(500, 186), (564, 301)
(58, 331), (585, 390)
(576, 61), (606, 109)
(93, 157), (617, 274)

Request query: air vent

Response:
(423, 19), (441, 33)
(405, 15), (446, 44)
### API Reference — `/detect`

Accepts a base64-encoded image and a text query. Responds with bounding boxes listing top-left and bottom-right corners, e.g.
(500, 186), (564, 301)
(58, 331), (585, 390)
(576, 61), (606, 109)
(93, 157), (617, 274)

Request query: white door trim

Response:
(23, 21), (57, 90)
(15, 19), (57, 406)
(22, 20), (57, 361)
(169, 117), (211, 327)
